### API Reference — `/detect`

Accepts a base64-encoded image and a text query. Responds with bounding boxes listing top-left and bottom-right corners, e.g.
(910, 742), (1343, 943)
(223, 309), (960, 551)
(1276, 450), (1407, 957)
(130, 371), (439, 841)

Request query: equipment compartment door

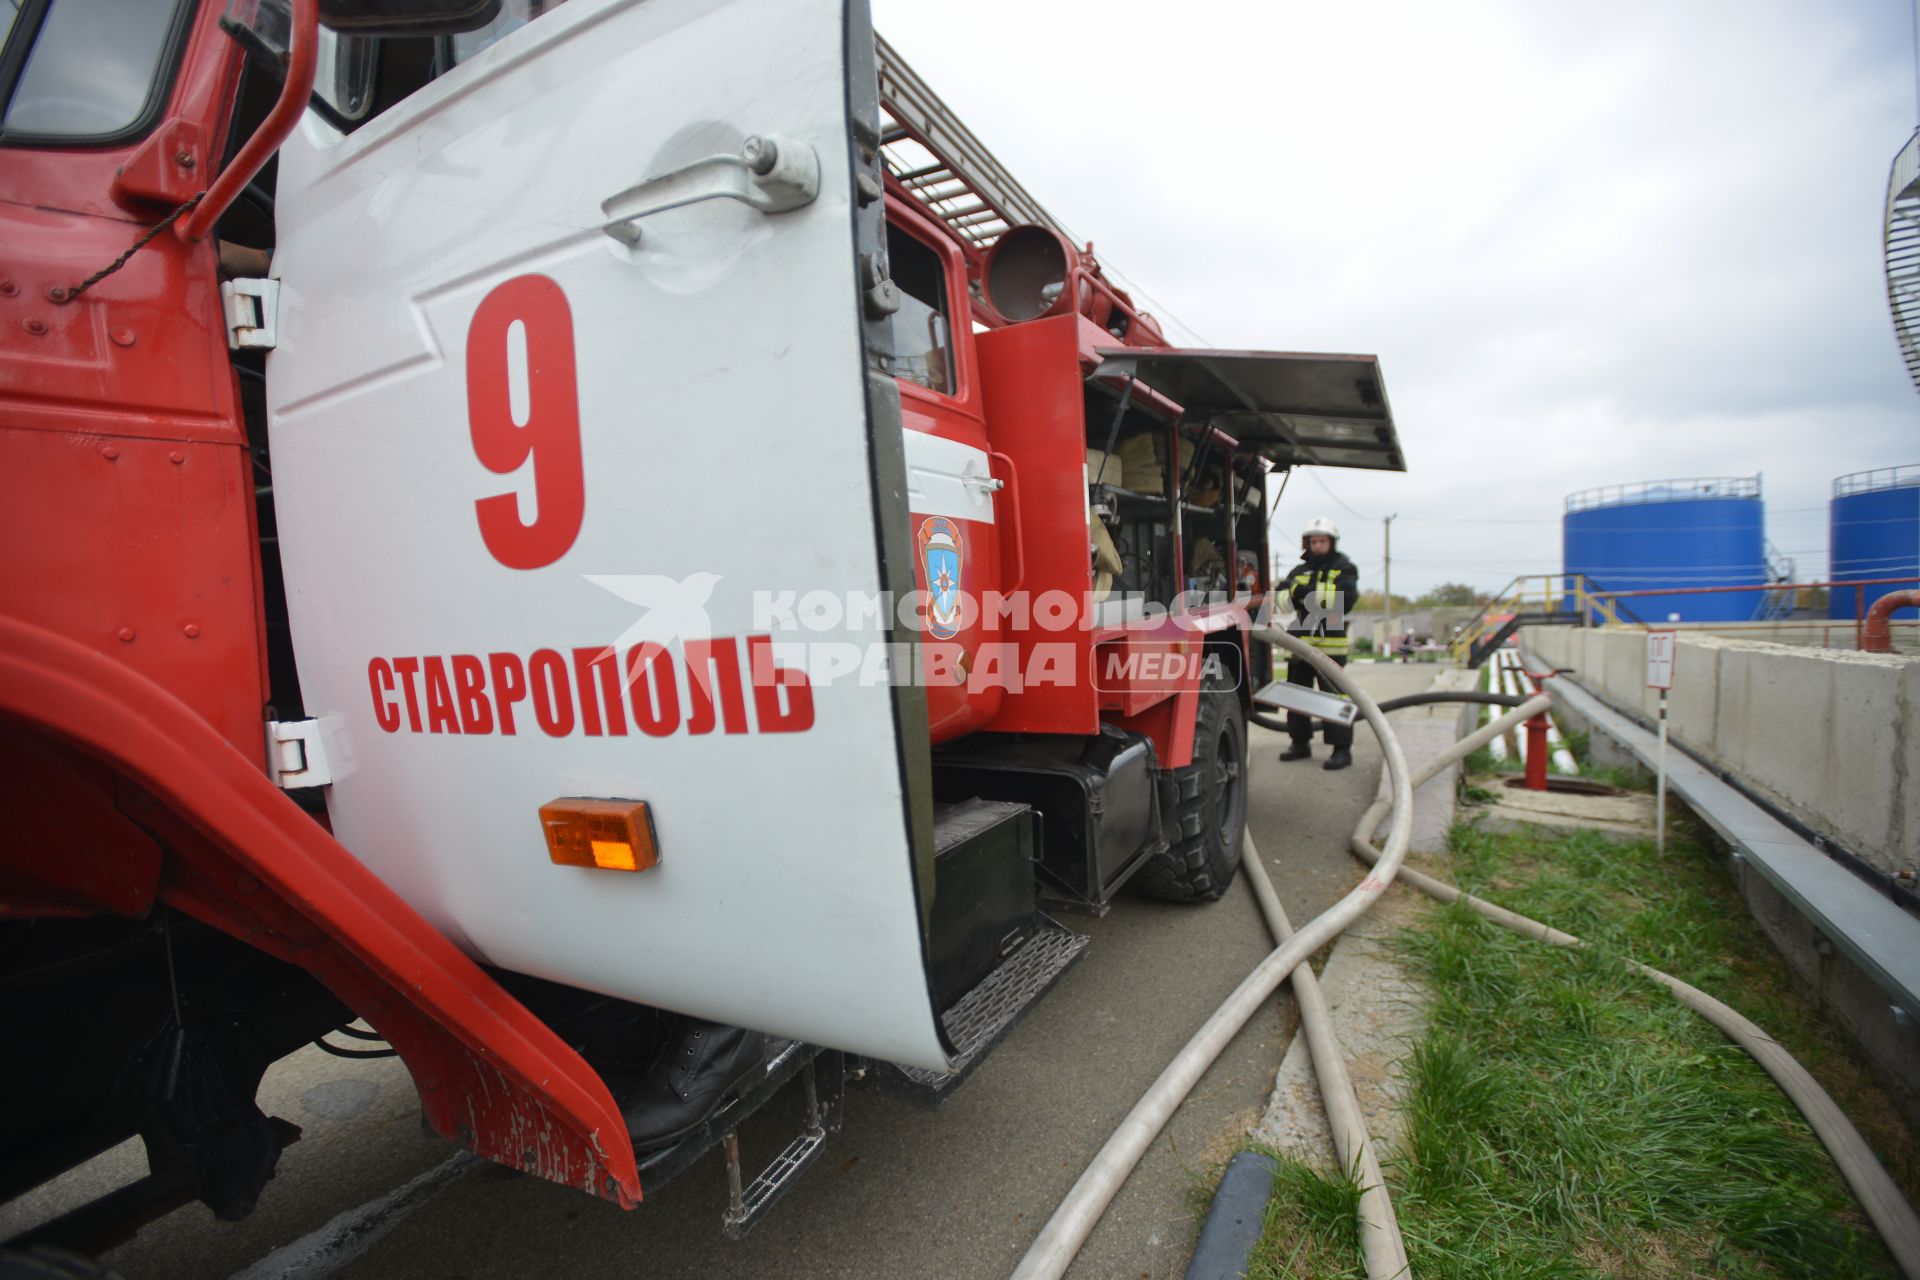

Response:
(269, 0), (947, 1069)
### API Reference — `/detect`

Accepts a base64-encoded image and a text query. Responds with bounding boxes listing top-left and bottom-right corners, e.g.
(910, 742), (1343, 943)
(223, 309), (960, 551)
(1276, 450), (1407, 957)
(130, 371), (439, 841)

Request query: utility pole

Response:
(1383, 513), (1397, 653)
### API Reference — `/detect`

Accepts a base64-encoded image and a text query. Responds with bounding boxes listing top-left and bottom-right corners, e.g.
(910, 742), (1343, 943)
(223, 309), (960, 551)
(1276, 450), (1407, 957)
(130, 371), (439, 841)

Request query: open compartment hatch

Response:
(1091, 348), (1404, 472)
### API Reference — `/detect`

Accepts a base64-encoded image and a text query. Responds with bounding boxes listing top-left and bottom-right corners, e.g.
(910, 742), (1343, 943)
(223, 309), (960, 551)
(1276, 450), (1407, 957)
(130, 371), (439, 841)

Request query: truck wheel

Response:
(1134, 671), (1247, 902)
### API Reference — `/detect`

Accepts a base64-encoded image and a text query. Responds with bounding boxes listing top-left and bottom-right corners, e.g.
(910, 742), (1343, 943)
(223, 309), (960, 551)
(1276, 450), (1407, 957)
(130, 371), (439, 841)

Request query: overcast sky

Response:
(874, 0), (1919, 597)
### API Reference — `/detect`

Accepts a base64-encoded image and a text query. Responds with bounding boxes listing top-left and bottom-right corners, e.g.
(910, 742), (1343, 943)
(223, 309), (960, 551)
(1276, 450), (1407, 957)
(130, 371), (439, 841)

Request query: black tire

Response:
(1133, 671), (1248, 902)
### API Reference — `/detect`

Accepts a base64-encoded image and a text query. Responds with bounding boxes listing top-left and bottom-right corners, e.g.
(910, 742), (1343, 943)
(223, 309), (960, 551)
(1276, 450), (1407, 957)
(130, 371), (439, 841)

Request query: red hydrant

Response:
(1862, 590), (1920, 654)
(1520, 664), (1557, 792)
(1524, 712), (1551, 791)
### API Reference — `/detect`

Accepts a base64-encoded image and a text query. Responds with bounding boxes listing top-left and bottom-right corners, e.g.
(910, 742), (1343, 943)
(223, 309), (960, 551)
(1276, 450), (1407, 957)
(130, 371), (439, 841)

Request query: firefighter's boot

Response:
(625, 1019), (767, 1150)
(1279, 742), (1312, 763)
(1323, 747), (1353, 771)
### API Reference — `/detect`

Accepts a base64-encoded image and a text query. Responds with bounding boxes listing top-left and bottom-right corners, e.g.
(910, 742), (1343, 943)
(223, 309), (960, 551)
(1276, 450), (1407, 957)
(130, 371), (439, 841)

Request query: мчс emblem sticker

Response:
(917, 516), (965, 640)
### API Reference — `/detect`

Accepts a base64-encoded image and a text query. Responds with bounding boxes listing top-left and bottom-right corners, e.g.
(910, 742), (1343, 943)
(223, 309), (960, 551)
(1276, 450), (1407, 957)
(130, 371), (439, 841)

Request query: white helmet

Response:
(1301, 517), (1340, 546)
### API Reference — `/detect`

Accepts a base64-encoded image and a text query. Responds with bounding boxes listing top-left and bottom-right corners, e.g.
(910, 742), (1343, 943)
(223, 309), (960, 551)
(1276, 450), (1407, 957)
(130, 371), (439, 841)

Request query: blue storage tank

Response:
(1563, 476), (1768, 622)
(1830, 466), (1919, 621)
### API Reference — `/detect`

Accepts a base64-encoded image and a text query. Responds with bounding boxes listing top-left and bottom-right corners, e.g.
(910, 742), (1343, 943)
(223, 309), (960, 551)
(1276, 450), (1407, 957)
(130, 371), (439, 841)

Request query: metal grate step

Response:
(720, 1052), (843, 1239)
(857, 917), (1088, 1109)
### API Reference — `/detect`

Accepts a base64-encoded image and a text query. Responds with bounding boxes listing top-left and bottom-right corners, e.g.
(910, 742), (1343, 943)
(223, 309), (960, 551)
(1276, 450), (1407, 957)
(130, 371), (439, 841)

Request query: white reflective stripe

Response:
(904, 429), (997, 524)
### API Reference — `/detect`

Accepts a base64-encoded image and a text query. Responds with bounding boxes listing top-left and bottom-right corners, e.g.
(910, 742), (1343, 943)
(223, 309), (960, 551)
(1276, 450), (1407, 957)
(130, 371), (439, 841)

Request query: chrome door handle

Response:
(600, 134), (820, 246)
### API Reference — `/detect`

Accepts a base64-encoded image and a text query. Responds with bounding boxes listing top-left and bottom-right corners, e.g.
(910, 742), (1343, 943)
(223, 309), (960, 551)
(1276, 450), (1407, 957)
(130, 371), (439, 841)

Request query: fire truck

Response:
(0, 0), (1403, 1256)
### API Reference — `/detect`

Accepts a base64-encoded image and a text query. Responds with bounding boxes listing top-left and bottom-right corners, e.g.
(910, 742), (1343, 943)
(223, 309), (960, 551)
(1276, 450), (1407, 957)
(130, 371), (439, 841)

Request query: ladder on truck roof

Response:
(875, 34), (1068, 249)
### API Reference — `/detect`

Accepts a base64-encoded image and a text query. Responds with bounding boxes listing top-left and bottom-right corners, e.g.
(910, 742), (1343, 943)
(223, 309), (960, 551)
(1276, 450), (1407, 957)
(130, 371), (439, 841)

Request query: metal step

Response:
(630, 1039), (826, 1197)
(720, 1053), (843, 1239)
(857, 918), (1088, 1109)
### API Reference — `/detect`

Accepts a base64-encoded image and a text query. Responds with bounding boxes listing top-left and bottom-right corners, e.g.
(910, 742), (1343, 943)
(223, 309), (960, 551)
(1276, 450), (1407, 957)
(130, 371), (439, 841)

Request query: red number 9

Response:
(466, 274), (585, 570)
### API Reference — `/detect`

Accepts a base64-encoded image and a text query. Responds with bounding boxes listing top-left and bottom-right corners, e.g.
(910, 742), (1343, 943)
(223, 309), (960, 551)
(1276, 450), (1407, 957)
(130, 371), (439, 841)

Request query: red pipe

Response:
(177, 0), (319, 242)
(1592, 575), (1919, 601)
(1862, 590), (1920, 653)
(1524, 713), (1550, 790)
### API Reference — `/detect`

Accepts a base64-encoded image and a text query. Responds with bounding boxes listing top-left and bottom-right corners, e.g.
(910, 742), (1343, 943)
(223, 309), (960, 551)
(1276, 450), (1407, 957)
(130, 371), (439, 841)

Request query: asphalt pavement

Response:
(12, 662), (1443, 1280)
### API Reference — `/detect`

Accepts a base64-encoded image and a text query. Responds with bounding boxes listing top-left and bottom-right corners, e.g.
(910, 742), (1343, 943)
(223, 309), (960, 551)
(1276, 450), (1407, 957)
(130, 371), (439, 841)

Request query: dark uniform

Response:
(1281, 548), (1359, 753)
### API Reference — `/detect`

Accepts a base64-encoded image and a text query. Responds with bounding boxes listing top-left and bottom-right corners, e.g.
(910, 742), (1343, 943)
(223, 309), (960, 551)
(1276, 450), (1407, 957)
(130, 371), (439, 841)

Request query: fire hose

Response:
(1011, 629), (1415, 1279)
(1013, 630), (1920, 1279)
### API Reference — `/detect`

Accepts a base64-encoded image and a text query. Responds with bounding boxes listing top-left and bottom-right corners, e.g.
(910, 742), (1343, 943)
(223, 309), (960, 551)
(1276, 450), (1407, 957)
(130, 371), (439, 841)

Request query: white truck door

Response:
(268, 0), (948, 1070)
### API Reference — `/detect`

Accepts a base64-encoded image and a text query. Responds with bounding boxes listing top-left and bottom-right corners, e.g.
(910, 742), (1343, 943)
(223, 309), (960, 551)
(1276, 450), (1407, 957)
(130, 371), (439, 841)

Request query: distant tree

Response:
(1353, 591), (1414, 612)
(1415, 582), (1480, 608)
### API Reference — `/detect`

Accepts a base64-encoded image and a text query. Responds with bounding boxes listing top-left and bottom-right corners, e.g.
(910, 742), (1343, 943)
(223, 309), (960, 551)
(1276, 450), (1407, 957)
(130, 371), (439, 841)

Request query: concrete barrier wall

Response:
(1522, 628), (1920, 878)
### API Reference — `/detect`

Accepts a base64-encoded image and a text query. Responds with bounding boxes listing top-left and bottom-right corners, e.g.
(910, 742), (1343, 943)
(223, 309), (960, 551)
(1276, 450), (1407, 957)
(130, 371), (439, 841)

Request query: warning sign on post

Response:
(1646, 630), (1676, 690)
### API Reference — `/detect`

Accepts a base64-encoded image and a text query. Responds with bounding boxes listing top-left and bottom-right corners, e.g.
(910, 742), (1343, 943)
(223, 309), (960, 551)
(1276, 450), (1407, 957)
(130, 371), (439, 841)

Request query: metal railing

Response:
(1447, 574), (1642, 665)
(1563, 475), (1761, 513)
(1759, 541), (1798, 621)
(1833, 464), (1920, 497)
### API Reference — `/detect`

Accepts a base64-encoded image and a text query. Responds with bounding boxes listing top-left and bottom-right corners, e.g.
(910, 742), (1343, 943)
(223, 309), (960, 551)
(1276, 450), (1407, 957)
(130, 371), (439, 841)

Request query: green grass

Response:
(1463, 728), (1649, 793)
(1248, 1161), (1367, 1280)
(1558, 728), (1655, 793)
(1246, 821), (1912, 1279)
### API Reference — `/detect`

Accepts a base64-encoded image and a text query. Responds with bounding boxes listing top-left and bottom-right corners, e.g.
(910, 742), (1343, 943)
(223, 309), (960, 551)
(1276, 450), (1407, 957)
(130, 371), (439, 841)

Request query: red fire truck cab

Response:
(0, 0), (1403, 1252)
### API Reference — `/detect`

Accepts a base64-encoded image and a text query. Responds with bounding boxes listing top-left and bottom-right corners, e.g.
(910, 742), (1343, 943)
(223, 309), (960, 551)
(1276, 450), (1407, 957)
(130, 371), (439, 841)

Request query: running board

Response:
(857, 918), (1088, 1110)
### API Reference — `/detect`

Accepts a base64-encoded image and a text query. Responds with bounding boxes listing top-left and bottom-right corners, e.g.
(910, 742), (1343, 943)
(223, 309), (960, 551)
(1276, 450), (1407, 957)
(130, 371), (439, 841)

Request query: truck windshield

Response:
(1, 0), (186, 142)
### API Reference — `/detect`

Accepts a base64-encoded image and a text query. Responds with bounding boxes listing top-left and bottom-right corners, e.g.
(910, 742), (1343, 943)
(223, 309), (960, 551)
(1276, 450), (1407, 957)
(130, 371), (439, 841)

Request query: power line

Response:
(1292, 467), (1373, 521)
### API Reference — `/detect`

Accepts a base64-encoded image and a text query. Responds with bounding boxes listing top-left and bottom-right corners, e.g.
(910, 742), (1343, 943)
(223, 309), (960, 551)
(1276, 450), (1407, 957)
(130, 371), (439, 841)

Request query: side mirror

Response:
(318, 0), (501, 34)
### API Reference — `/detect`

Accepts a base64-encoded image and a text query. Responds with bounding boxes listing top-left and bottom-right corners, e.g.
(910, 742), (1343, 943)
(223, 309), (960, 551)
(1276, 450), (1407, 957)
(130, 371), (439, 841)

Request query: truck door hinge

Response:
(265, 718), (332, 788)
(222, 277), (279, 350)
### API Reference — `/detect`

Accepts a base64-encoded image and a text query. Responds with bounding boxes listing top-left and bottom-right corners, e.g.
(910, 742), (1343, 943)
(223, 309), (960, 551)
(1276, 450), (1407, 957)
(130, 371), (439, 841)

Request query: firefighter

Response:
(1277, 517), (1359, 770)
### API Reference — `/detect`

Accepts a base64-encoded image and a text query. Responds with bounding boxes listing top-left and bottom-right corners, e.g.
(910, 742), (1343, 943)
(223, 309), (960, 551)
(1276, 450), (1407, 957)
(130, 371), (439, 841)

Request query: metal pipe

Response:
(1011, 629), (1415, 1280)
(1524, 712), (1550, 790)
(1862, 589), (1920, 653)
(1591, 574), (1919, 602)
(1511, 664), (1579, 775)
(179, 0), (319, 242)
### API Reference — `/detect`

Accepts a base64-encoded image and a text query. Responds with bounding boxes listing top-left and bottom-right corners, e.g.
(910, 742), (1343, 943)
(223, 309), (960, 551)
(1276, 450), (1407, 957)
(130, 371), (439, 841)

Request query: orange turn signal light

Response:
(539, 798), (660, 873)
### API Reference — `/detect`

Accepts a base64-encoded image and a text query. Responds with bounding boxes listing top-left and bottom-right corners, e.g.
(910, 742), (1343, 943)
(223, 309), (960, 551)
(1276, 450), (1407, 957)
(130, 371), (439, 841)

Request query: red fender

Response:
(0, 615), (639, 1207)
